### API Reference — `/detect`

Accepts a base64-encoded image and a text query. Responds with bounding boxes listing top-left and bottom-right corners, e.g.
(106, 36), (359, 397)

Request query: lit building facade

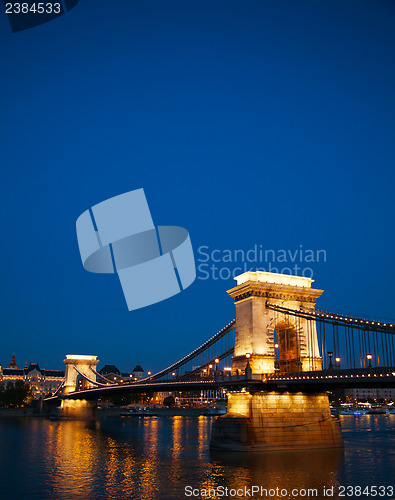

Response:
(132, 364), (145, 381)
(345, 387), (395, 402)
(0, 355), (64, 399)
(98, 364), (122, 382)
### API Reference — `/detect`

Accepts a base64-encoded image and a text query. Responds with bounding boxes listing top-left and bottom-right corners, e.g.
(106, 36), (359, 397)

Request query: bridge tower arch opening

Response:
(274, 319), (302, 373)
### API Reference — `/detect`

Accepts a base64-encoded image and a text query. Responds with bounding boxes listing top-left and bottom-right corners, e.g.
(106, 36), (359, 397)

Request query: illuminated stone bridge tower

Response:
(63, 355), (99, 395)
(53, 355), (100, 420)
(229, 271), (323, 376)
(210, 271), (343, 451)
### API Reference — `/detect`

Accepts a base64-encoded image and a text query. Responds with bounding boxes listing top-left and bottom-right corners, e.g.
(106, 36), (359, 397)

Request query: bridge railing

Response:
(266, 366), (395, 380)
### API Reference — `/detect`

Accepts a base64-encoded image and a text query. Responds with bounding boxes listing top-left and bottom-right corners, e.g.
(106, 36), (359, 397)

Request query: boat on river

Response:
(202, 407), (226, 416)
(120, 408), (158, 417)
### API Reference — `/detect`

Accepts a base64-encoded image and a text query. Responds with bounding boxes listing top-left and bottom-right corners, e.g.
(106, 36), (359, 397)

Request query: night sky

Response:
(1, 0), (394, 373)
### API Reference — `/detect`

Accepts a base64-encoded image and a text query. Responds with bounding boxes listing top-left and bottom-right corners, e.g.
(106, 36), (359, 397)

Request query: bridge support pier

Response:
(53, 399), (97, 420)
(210, 391), (342, 451)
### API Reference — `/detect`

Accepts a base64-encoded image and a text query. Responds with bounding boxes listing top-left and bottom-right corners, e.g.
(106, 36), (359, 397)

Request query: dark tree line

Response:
(0, 381), (33, 406)
(109, 392), (151, 406)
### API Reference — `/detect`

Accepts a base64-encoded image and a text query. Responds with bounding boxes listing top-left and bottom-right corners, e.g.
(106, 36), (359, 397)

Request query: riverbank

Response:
(0, 405), (225, 419)
(0, 407), (43, 418)
(100, 405), (225, 418)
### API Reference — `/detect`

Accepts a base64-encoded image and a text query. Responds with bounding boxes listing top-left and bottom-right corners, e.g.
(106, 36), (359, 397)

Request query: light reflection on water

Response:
(0, 415), (394, 500)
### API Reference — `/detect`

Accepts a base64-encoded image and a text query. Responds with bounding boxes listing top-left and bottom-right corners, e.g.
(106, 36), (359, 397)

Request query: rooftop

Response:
(65, 355), (98, 361)
(234, 271), (313, 288)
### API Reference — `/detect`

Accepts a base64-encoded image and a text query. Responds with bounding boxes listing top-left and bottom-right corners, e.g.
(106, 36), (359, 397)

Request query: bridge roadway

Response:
(58, 367), (395, 400)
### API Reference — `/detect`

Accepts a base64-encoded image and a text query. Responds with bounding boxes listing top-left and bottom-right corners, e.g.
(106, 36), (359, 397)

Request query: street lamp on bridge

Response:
(335, 357), (341, 369)
(245, 353), (252, 377)
(327, 351), (333, 369)
(274, 344), (279, 371)
(367, 353), (372, 367)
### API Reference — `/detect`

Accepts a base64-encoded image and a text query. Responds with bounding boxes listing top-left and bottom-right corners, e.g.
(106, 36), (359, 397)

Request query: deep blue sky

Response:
(1, 0), (394, 373)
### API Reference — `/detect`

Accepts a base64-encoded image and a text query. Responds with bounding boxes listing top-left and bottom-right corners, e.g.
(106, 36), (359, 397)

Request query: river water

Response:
(0, 415), (394, 500)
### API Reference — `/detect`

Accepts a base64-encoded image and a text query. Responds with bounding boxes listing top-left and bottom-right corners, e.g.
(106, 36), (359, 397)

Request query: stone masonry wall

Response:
(210, 391), (343, 451)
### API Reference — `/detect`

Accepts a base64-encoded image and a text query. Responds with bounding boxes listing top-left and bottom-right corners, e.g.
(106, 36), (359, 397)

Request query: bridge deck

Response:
(52, 367), (395, 400)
